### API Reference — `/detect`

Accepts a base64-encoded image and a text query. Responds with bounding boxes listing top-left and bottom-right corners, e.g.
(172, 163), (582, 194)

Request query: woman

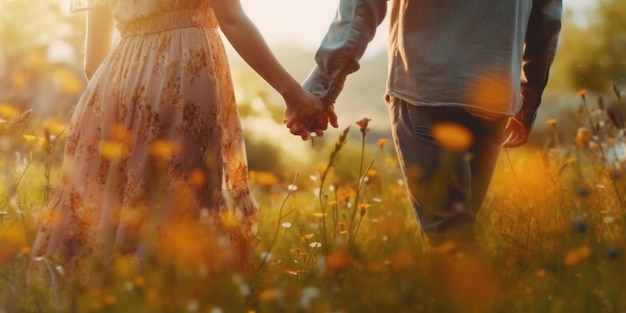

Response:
(31, 0), (327, 271)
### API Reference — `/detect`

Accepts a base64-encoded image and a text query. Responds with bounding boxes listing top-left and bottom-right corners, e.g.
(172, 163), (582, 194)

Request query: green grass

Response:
(2, 90), (626, 313)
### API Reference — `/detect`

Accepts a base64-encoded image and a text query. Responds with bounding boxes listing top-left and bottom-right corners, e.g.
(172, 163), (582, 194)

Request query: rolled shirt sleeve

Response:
(303, 0), (388, 103)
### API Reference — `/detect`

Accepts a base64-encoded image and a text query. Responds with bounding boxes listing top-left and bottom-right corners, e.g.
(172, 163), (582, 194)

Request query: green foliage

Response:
(2, 95), (626, 312)
(244, 138), (285, 173)
(0, 0), (86, 119)
(2, 2), (626, 312)
(552, 0), (626, 92)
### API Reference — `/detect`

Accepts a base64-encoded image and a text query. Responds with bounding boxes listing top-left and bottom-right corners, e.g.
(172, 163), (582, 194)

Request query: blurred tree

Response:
(0, 0), (85, 116)
(552, 0), (626, 93)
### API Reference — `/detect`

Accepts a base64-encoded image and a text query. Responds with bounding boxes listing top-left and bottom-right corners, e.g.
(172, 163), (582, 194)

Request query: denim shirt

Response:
(302, 0), (562, 127)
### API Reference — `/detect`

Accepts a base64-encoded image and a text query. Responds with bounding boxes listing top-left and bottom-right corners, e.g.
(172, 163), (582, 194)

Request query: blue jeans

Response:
(388, 96), (507, 244)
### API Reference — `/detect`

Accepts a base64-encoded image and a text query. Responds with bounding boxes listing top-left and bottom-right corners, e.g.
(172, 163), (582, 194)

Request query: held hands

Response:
(283, 88), (338, 140)
(502, 117), (530, 148)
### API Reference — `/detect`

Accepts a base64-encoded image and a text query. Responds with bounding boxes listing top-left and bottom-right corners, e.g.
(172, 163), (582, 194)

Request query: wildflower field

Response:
(1, 86), (626, 313)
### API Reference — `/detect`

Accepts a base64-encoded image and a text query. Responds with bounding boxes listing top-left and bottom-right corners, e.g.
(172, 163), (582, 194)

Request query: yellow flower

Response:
(188, 169), (206, 188)
(249, 171), (280, 187)
(358, 203), (371, 216)
(389, 251), (415, 272)
(220, 210), (240, 229)
(313, 212), (328, 219)
(325, 249), (352, 273)
(23, 134), (46, 146)
(149, 139), (181, 159)
(337, 188), (354, 202)
(133, 276), (146, 288)
(56, 68), (84, 95)
(100, 141), (128, 160)
(259, 288), (281, 303)
(576, 89), (588, 98)
(356, 117), (371, 135)
(113, 255), (138, 278)
(547, 118), (558, 127)
(432, 251), (500, 312)
(110, 124), (133, 143)
(316, 164), (327, 178)
(377, 138), (389, 150)
(19, 246), (30, 256)
(431, 122), (473, 152)
(11, 71), (28, 89)
(104, 294), (117, 306)
(366, 168), (378, 177)
(0, 103), (20, 119)
(43, 120), (66, 137)
(607, 137), (616, 145)
(563, 245), (592, 266)
(575, 127), (592, 148)
(535, 269), (547, 278)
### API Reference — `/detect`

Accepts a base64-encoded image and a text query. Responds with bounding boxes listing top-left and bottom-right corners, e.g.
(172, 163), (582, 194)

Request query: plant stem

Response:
(252, 173), (299, 278)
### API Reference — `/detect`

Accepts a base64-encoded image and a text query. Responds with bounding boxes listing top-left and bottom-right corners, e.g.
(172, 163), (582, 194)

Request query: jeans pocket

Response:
(404, 102), (435, 136)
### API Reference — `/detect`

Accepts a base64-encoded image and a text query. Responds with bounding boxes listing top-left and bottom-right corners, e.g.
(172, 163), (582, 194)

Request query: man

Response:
(285, 0), (562, 246)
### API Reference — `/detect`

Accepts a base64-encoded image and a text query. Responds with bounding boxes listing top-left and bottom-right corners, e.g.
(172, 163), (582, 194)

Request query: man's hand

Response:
(502, 117), (530, 148)
(320, 102), (339, 129)
(284, 91), (338, 140)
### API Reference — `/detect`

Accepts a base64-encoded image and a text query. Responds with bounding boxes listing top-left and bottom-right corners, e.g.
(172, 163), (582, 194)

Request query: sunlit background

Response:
(2, 2), (626, 311)
(51, 0), (597, 50)
(0, 0), (624, 169)
(242, 0), (594, 52)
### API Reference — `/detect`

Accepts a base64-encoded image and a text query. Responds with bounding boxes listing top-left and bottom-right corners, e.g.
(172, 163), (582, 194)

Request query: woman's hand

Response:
(283, 88), (338, 140)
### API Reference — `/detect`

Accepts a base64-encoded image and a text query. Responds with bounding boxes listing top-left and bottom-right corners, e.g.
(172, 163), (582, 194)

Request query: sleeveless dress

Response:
(32, 0), (258, 264)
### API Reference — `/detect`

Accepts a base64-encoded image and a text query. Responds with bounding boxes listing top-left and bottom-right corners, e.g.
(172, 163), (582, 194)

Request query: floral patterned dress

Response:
(32, 0), (258, 265)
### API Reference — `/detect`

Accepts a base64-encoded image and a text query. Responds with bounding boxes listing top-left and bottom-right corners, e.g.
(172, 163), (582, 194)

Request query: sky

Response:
(242, 0), (597, 54)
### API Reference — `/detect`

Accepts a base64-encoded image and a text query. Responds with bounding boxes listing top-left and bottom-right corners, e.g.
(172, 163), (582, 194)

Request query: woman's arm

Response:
(212, 0), (299, 97)
(84, 6), (115, 80)
(212, 0), (337, 139)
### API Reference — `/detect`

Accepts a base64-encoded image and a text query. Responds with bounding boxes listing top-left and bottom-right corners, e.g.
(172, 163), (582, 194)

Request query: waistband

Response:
(118, 10), (218, 38)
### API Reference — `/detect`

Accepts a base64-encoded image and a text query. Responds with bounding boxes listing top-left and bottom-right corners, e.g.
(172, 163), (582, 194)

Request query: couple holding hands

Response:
(31, 0), (561, 267)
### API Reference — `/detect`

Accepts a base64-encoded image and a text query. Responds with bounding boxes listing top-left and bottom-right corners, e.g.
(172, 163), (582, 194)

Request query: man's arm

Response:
(302, 0), (388, 104)
(515, 0), (563, 128)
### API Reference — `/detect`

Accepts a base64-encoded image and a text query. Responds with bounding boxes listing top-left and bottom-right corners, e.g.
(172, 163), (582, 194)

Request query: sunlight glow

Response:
(54, 0), (591, 54)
